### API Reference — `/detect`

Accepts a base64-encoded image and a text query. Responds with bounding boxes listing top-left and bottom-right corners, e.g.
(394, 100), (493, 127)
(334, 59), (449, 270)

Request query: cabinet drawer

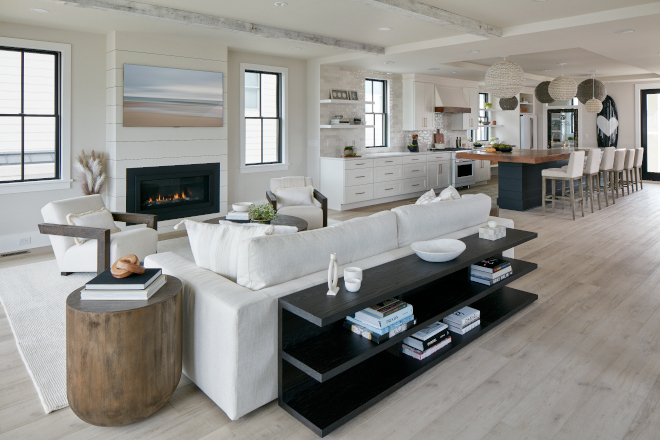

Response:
(344, 184), (374, 204)
(344, 159), (374, 170)
(402, 179), (426, 194)
(374, 181), (402, 199)
(427, 153), (451, 161)
(374, 165), (403, 183)
(374, 156), (403, 167)
(345, 168), (374, 186)
(403, 163), (427, 179)
(402, 155), (426, 165)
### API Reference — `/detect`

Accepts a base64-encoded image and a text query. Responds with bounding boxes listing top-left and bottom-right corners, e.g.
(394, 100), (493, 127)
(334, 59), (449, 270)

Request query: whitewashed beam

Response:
(352, 0), (501, 39)
(41, 0), (385, 54)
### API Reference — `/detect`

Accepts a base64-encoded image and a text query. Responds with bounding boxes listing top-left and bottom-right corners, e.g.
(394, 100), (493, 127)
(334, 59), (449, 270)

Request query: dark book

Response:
(365, 299), (407, 317)
(343, 319), (414, 344)
(471, 257), (511, 273)
(85, 268), (162, 290)
(403, 328), (450, 351)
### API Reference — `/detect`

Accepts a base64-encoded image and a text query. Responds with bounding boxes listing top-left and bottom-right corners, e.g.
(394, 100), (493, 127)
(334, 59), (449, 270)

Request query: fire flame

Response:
(146, 188), (192, 204)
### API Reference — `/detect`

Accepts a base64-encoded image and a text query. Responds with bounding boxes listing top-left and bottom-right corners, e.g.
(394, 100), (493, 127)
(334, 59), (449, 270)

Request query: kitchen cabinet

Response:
(451, 87), (479, 131)
(427, 160), (451, 190)
(403, 80), (435, 131)
(474, 159), (491, 183)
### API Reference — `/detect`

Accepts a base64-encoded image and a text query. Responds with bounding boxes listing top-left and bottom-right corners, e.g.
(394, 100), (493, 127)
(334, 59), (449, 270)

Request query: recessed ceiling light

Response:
(378, 27), (392, 31)
(384, 61), (395, 64)
(615, 29), (634, 34)
(274, 2), (287, 6)
(451, 71), (458, 74)
(468, 50), (480, 54)
(29, 8), (49, 13)
(543, 69), (552, 72)
(428, 68), (442, 71)
(291, 47), (302, 51)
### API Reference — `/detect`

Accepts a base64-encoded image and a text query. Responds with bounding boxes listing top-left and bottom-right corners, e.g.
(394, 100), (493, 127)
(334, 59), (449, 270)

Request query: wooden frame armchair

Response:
(266, 177), (327, 229)
(266, 189), (327, 228)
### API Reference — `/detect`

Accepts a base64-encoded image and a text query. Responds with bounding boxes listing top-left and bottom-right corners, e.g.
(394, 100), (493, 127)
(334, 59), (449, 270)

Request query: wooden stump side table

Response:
(66, 276), (182, 426)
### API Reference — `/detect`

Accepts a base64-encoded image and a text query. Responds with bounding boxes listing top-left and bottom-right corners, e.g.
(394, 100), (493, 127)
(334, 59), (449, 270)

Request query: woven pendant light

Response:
(549, 63), (577, 101)
(499, 96), (518, 110)
(585, 73), (603, 113)
(485, 58), (525, 98)
(535, 81), (554, 104)
(577, 78), (606, 104)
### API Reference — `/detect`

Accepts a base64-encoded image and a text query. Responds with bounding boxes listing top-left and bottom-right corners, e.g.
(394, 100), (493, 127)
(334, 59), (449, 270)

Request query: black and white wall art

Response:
(597, 95), (618, 148)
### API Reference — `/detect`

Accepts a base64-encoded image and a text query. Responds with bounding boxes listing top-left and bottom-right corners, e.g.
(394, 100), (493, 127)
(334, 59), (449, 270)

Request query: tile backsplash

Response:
(320, 65), (467, 157)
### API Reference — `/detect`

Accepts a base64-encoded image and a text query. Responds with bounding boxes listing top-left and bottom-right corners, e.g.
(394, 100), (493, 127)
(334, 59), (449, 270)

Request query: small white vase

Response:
(327, 253), (339, 296)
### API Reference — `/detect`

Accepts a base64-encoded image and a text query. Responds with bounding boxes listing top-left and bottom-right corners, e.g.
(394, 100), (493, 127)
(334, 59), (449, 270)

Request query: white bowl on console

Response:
(410, 239), (466, 263)
(232, 202), (253, 212)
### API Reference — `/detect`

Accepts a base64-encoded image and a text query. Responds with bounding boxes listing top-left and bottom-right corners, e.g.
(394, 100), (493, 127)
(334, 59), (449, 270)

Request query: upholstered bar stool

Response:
(542, 150), (585, 220)
(583, 150), (602, 213)
(622, 149), (636, 195)
(598, 147), (616, 206)
(634, 148), (644, 191)
(612, 149), (626, 199)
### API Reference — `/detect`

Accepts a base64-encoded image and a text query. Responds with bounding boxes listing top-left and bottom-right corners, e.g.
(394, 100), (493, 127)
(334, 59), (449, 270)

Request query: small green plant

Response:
(567, 136), (574, 141)
(249, 203), (278, 222)
(484, 102), (492, 109)
(489, 137), (499, 142)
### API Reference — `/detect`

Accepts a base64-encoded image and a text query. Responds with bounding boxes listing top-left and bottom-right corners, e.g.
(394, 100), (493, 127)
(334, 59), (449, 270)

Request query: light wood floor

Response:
(2, 182), (660, 439)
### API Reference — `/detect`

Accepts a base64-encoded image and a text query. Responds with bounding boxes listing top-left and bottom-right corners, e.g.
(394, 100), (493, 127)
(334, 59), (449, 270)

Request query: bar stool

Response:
(542, 150), (585, 220)
(623, 149), (636, 195)
(583, 150), (602, 212)
(633, 148), (644, 191)
(612, 149), (626, 199)
(598, 147), (616, 206)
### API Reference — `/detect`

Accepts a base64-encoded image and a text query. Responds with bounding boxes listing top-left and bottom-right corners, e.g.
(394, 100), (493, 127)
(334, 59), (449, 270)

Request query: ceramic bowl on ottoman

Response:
(410, 239), (467, 263)
(232, 202), (253, 212)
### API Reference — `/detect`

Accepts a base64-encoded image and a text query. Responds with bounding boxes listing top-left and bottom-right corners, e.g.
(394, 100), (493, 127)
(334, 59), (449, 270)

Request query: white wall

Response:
(0, 22), (106, 253)
(226, 50), (308, 205)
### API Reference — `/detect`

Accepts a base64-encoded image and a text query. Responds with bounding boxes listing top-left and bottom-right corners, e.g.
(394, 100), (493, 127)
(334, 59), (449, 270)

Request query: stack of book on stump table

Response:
(80, 268), (165, 300)
(470, 257), (512, 286)
(225, 211), (250, 222)
(344, 299), (415, 344)
(442, 306), (481, 335)
(402, 321), (451, 360)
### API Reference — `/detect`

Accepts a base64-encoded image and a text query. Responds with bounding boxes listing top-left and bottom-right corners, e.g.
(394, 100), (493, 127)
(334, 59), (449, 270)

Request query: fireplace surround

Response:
(126, 163), (220, 221)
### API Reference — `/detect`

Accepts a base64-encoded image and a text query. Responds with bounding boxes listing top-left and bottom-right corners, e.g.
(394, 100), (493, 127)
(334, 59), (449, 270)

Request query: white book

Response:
(409, 321), (448, 341)
(442, 306), (480, 326)
(446, 320), (480, 335)
(226, 211), (249, 220)
(81, 275), (166, 301)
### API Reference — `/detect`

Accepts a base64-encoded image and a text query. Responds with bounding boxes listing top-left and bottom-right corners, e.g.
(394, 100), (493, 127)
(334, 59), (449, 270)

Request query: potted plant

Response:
(249, 203), (278, 224)
(484, 102), (492, 109)
(489, 137), (499, 145)
(343, 146), (355, 157)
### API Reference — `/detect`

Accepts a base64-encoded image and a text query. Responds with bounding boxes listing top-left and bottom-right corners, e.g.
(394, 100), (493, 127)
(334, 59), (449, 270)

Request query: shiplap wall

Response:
(105, 32), (228, 230)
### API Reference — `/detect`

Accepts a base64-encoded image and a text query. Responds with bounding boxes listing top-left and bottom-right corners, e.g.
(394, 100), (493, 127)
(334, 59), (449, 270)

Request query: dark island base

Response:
(497, 159), (570, 211)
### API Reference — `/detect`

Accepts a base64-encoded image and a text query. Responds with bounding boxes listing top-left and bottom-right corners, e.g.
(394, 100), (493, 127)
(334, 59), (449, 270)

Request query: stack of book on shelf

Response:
(442, 306), (480, 335)
(344, 299), (414, 344)
(80, 268), (165, 301)
(470, 257), (512, 286)
(225, 211), (250, 222)
(402, 321), (451, 361)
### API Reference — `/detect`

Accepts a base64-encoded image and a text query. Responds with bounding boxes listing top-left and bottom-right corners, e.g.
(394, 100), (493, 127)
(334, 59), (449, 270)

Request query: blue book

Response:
(346, 314), (415, 336)
(354, 304), (414, 328)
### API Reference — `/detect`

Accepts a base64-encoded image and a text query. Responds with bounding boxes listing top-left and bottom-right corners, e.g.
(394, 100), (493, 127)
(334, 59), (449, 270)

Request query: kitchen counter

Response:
(455, 148), (593, 164)
(321, 150), (471, 160)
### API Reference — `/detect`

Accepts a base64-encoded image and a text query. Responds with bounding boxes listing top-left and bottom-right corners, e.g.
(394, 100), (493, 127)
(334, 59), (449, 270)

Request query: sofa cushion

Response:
(415, 188), (437, 205)
(391, 193), (492, 247)
(438, 185), (461, 201)
(274, 186), (314, 208)
(236, 211), (399, 290)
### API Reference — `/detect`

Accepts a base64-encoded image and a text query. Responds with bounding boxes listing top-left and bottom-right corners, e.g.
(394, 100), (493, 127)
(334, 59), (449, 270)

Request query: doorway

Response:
(547, 109), (578, 149)
(641, 89), (660, 181)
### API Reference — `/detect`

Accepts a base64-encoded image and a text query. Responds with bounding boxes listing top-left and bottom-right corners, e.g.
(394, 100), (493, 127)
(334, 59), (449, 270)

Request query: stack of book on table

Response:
(470, 257), (512, 286)
(80, 268), (165, 301)
(402, 321), (451, 361)
(344, 299), (415, 344)
(225, 211), (250, 222)
(442, 306), (480, 335)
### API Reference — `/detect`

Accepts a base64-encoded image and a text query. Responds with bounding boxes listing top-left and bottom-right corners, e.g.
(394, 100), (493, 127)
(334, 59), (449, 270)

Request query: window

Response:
(0, 46), (60, 183)
(476, 92), (490, 142)
(365, 79), (388, 148)
(241, 67), (287, 170)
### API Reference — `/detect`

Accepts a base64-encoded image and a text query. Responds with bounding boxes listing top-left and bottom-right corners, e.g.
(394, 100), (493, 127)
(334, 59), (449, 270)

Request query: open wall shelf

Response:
(320, 99), (375, 105)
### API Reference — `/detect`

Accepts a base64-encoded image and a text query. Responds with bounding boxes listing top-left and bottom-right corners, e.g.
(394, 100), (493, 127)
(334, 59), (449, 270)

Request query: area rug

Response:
(0, 237), (192, 413)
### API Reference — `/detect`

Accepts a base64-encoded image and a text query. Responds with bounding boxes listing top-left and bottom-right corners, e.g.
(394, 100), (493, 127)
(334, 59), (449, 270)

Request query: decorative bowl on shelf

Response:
(232, 202), (253, 212)
(410, 239), (466, 263)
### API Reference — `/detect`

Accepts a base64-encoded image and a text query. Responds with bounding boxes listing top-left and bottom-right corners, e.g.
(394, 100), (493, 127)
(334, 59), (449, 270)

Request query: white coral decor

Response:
(74, 150), (106, 195)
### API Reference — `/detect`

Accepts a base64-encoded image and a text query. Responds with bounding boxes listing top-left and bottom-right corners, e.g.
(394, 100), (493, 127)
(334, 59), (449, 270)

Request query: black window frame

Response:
(476, 92), (490, 142)
(244, 69), (282, 166)
(0, 45), (61, 183)
(365, 78), (388, 148)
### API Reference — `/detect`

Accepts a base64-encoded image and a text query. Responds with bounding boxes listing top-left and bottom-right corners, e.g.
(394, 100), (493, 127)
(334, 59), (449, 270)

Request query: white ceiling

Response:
(2, 0), (660, 84)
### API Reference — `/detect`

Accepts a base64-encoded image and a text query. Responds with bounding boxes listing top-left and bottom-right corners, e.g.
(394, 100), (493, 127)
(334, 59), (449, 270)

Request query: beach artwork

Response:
(123, 64), (223, 127)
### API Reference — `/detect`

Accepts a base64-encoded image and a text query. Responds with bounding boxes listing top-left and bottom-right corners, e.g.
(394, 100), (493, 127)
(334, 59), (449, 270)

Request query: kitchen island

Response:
(456, 148), (590, 211)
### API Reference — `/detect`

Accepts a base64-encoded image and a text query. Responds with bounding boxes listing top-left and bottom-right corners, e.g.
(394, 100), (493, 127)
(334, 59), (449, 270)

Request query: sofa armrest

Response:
(314, 189), (328, 227)
(112, 212), (158, 230)
(38, 223), (110, 273)
(266, 191), (277, 211)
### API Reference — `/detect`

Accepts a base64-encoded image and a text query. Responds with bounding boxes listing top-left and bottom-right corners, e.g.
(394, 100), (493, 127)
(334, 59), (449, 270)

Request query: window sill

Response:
(0, 179), (72, 195)
(240, 163), (290, 174)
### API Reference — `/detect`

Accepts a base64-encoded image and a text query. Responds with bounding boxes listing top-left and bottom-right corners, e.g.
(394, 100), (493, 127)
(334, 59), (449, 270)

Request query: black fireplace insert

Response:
(126, 163), (220, 221)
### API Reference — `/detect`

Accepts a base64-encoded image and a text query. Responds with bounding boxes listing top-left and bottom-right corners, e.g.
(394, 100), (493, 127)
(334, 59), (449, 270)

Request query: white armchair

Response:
(39, 194), (158, 275)
(266, 177), (327, 230)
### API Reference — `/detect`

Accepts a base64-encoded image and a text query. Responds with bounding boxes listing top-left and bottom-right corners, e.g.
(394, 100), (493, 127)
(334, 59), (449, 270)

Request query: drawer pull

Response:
(385, 188), (393, 191)
(412, 184), (420, 187)
(356, 192), (365, 195)
(385, 173), (394, 175)
(385, 160), (393, 163)
(356, 176), (365, 178)
(412, 170), (420, 172)
(356, 163), (365, 165)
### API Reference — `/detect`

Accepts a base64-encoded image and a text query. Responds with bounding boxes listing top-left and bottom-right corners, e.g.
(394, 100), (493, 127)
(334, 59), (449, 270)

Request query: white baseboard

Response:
(0, 233), (52, 254)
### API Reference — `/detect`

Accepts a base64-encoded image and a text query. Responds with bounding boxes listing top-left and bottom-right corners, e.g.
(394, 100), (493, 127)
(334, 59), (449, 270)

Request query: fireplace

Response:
(126, 163), (220, 221)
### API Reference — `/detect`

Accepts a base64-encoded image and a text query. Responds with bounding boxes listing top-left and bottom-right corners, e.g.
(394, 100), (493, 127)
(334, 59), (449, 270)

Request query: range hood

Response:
(434, 86), (471, 113)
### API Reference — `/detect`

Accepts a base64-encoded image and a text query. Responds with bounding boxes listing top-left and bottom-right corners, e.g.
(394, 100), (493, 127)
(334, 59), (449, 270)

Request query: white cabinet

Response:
(427, 160), (451, 190)
(374, 181), (402, 199)
(374, 165), (403, 183)
(403, 163), (427, 179)
(451, 87), (479, 130)
(403, 80), (435, 131)
(344, 184), (374, 204)
(345, 168), (374, 187)
(474, 160), (491, 183)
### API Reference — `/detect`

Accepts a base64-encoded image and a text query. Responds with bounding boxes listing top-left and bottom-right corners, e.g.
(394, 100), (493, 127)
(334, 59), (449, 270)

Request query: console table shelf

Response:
(278, 228), (538, 437)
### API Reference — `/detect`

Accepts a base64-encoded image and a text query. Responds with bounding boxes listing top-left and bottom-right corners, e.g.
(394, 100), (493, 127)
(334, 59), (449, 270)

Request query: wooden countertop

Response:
(456, 148), (591, 164)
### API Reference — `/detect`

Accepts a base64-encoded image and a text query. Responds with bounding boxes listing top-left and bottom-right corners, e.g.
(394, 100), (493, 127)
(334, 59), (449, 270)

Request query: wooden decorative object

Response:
(66, 277), (182, 426)
(111, 254), (145, 278)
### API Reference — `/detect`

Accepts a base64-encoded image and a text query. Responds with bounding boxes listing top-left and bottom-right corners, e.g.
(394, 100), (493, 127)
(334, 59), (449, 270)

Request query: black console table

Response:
(278, 229), (538, 437)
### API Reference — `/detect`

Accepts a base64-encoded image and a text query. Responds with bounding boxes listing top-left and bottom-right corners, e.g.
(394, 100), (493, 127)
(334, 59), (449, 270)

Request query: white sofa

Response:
(144, 194), (514, 420)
